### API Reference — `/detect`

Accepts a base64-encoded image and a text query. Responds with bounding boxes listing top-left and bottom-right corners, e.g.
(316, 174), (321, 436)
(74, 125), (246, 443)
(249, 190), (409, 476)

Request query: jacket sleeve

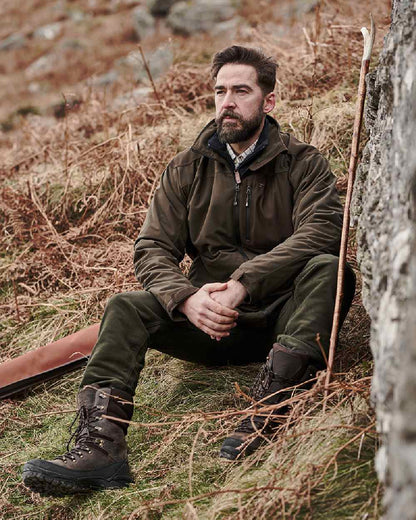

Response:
(134, 164), (198, 320)
(230, 151), (343, 303)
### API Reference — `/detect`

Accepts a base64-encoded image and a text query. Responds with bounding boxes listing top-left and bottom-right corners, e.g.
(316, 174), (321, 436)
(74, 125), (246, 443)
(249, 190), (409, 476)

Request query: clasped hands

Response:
(178, 280), (247, 341)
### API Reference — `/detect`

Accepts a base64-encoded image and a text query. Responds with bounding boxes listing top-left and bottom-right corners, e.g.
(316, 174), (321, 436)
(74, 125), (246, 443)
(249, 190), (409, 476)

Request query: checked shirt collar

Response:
(226, 139), (259, 170)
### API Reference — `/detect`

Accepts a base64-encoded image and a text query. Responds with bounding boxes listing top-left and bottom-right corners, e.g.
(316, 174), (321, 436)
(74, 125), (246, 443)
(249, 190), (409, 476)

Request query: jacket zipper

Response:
(245, 185), (251, 241)
(231, 170), (249, 261)
(233, 179), (241, 245)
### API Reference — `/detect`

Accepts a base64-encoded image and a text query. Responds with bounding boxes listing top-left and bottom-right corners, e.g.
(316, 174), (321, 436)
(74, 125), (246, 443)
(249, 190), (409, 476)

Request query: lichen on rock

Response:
(352, 1), (416, 517)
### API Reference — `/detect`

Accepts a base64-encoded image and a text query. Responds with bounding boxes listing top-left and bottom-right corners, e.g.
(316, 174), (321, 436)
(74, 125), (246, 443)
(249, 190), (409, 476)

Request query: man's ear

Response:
(263, 92), (276, 114)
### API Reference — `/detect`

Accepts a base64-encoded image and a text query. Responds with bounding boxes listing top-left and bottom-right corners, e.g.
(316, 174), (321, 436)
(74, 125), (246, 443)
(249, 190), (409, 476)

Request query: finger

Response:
(199, 316), (235, 332)
(204, 309), (236, 325)
(195, 317), (232, 337)
(207, 299), (239, 318)
(200, 324), (230, 338)
(203, 282), (228, 293)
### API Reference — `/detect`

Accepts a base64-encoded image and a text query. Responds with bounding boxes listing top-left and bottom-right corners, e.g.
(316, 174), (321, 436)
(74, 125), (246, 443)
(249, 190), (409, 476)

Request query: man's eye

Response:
(237, 90), (248, 94)
(216, 90), (225, 96)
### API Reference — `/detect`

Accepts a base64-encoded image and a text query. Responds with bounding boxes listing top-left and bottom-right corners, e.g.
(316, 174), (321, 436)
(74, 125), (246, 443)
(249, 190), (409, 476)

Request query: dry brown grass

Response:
(110, 371), (378, 519)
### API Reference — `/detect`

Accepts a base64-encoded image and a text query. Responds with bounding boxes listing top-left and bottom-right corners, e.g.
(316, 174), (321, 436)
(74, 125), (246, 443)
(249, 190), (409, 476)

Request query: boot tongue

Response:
(271, 346), (309, 380)
(77, 385), (100, 409)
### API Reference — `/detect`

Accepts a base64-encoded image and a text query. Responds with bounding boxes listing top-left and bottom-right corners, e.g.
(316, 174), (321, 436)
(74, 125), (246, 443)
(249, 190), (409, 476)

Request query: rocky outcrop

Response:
(116, 44), (173, 83)
(167, 0), (239, 36)
(352, 0), (416, 517)
(147, 0), (181, 17)
(33, 22), (62, 40)
(0, 33), (26, 51)
(132, 6), (156, 40)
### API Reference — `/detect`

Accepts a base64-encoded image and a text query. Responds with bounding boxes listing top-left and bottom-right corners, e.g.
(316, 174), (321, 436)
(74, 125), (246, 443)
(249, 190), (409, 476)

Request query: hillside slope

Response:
(0, 0), (390, 518)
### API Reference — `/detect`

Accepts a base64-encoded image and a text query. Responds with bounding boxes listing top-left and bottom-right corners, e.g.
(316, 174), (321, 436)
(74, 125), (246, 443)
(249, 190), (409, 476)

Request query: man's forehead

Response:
(215, 63), (259, 87)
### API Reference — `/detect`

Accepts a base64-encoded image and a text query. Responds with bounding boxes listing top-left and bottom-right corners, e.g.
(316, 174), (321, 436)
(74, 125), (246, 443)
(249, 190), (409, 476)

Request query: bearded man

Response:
(22, 45), (355, 495)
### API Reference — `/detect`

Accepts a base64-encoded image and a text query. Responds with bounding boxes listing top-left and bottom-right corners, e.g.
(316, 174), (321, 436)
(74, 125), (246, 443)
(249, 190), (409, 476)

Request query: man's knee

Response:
(107, 292), (139, 310)
(300, 254), (355, 304)
(296, 254), (339, 286)
(304, 253), (339, 273)
(105, 291), (160, 316)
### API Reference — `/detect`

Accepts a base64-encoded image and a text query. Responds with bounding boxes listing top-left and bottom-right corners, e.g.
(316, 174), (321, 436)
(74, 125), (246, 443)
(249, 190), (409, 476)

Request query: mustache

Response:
(218, 111), (242, 123)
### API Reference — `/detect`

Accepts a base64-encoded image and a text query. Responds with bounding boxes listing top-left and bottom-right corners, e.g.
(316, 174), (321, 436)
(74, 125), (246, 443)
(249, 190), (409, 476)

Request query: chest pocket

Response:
(274, 151), (291, 174)
(245, 152), (294, 251)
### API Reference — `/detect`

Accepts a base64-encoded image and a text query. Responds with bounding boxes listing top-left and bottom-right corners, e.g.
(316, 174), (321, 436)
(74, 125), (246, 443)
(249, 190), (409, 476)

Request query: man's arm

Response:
(134, 163), (238, 336)
(134, 164), (198, 319)
(229, 152), (343, 303)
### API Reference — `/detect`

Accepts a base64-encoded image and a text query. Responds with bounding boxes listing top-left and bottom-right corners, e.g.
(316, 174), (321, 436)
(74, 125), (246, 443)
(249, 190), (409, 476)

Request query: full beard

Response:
(216, 108), (264, 144)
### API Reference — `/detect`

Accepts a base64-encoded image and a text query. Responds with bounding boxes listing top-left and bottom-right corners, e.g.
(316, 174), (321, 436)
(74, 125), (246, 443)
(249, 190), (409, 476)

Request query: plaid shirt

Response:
(226, 140), (259, 169)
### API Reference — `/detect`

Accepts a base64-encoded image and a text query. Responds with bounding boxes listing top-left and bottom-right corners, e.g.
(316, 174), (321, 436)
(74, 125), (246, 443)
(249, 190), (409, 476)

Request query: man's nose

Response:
(222, 91), (236, 109)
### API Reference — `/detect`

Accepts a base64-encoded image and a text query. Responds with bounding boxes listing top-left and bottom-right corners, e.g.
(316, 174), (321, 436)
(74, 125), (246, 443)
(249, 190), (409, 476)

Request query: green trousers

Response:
(81, 254), (355, 395)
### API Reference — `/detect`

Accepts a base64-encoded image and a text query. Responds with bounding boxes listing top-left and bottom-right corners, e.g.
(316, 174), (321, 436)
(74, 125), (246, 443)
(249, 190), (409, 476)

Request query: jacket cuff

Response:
(229, 270), (255, 303)
(166, 286), (200, 320)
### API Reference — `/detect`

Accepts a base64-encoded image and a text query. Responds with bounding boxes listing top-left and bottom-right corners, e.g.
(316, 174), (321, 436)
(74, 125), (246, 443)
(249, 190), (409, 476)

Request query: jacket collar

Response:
(191, 115), (288, 174)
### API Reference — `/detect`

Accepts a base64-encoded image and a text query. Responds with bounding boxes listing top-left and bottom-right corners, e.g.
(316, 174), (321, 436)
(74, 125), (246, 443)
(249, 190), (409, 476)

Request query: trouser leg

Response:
(274, 254), (356, 365)
(81, 291), (273, 395)
(220, 254), (355, 460)
(80, 292), (165, 394)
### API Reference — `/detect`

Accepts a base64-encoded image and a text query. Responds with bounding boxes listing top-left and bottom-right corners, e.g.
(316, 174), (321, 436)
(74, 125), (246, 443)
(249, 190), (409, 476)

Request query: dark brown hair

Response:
(211, 45), (278, 95)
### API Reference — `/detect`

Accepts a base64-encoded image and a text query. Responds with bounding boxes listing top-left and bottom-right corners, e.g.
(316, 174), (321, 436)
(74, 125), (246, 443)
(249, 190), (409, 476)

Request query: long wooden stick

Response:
(324, 16), (376, 397)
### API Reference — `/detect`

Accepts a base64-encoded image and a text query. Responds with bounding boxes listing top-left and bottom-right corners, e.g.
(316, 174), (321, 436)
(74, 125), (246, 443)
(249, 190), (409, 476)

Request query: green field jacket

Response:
(134, 116), (343, 320)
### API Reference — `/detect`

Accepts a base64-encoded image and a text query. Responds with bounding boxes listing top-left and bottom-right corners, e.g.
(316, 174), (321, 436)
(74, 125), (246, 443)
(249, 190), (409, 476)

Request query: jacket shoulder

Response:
(169, 147), (203, 170)
(165, 147), (203, 188)
(284, 133), (325, 162)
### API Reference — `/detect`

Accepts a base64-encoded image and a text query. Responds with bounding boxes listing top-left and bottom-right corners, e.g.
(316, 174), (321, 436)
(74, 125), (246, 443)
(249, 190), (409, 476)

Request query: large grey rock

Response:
(283, 0), (320, 20)
(132, 6), (156, 40)
(33, 22), (62, 40)
(61, 39), (84, 50)
(210, 16), (245, 39)
(25, 54), (56, 77)
(91, 69), (119, 87)
(147, 0), (180, 16)
(167, 0), (239, 36)
(112, 86), (153, 110)
(0, 33), (26, 51)
(116, 44), (173, 83)
(27, 81), (50, 94)
(67, 9), (87, 22)
(352, 0), (416, 517)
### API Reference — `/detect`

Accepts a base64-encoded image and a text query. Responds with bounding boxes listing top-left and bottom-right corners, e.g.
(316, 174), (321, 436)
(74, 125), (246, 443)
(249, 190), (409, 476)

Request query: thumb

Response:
(203, 282), (228, 293)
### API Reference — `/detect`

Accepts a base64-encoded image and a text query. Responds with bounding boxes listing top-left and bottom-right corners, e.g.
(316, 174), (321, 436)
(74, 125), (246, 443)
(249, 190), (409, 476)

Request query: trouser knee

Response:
(303, 254), (339, 278)
(103, 291), (160, 323)
(300, 254), (355, 297)
(105, 292), (137, 312)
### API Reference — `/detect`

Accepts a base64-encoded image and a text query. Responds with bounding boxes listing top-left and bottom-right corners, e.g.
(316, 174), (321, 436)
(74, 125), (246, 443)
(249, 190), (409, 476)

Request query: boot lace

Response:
(235, 361), (273, 434)
(56, 405), (114, 463)
(236, 361), (291, 435)
(250, 360), (273, 402)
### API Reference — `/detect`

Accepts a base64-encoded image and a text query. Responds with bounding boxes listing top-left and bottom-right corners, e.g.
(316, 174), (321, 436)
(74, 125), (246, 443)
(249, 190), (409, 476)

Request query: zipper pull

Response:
(233, 183), (240, 206)
(234, 170), (241, 184)
(245, 186), (251, 207)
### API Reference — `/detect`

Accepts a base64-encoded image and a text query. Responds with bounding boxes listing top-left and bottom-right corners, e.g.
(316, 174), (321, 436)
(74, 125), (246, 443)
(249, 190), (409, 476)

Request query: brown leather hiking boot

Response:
(220, 344), (322, 460)
(22, 385), (134, 495)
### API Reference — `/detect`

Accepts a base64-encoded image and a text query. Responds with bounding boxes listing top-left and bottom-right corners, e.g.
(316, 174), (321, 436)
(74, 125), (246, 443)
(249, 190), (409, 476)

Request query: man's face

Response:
(214, 63), (275, 144)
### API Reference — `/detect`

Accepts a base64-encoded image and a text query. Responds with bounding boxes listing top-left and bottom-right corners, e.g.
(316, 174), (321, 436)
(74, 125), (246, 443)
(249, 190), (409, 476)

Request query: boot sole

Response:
(22, 459), (133, 496)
